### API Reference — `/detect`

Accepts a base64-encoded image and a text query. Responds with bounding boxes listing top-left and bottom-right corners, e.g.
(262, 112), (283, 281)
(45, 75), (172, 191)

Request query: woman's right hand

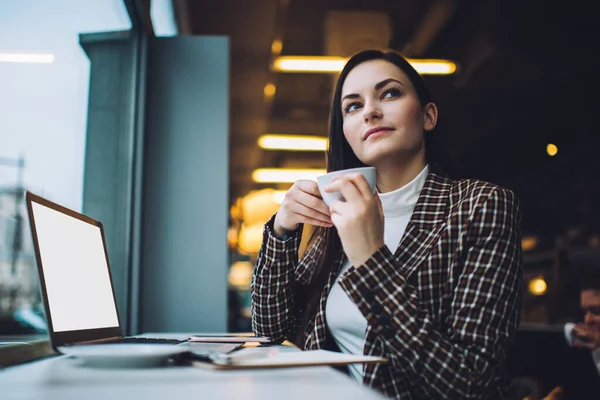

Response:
(273, 180), (333, 237)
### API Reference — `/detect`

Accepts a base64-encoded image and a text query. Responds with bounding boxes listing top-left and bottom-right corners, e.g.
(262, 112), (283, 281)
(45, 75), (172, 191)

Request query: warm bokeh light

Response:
(521, 236), (538, 252)
(232, 189), (290, 254)
(241, 189), (281, 225)
(271, 39), (283, 54)
(547, 143), (558, 156)
(0, 53), (54, 63)
(237, 223), (265, 255)
(528, 277), (547, 296)
(228, 261), (254, 290)
(227, 226), (238, 249)
(252, 168), (326, 183)
(263, 83), (276, 98)
(258, 134), (328, 151)
(272, 56), (457, 75)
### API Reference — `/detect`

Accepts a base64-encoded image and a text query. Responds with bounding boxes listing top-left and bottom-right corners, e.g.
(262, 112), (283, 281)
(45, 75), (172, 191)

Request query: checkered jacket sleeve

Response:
(250, 216), (316, 342)
(339, 187), (522, 399)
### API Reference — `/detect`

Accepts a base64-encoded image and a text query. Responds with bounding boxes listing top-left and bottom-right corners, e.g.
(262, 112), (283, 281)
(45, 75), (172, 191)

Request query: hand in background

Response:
(542, 386), (564, 400)
(521, 386), (564, 400)
(572, 323), (600, 350)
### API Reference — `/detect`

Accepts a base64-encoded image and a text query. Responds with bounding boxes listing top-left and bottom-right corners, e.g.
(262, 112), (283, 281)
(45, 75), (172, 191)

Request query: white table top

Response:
(1, 334), (386, 400)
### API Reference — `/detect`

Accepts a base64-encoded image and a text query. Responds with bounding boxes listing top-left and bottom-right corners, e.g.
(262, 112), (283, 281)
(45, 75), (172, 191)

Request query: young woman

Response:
(251, 49), (523, 399)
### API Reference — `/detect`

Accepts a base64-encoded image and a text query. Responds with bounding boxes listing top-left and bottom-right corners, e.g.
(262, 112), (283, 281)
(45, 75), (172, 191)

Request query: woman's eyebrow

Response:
(342, 78), (404, 102)
(374, 78), (403, 91)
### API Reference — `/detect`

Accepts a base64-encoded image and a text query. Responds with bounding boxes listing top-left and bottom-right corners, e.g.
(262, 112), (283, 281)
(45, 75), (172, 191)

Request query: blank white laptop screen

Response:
(31, 202), (120, 332)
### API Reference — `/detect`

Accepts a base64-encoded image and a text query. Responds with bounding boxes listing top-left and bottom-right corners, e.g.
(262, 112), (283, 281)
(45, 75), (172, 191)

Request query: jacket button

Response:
(371, 302), (382, 314)
(382, 326), (395, 339)
(378, 315), (390, 326)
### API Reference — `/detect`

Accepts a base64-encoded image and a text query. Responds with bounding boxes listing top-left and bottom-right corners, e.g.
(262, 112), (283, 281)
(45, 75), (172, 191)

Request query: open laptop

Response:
(24, 191), (189, 351)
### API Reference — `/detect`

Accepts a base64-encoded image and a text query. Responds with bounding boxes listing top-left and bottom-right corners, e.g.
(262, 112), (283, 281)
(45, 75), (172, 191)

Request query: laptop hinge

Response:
(66, 336), (124, 346)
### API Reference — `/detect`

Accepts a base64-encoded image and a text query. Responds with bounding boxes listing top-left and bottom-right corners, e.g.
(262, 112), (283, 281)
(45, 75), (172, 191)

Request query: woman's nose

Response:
(363, 101), (382, 122)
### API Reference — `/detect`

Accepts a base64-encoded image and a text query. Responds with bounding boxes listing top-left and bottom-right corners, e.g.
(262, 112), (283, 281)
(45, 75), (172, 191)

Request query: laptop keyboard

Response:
(114, 337), (186, 345)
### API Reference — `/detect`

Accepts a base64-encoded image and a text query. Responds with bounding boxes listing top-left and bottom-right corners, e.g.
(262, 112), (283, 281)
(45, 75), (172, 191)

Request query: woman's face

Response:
(340, 59), (435, 167)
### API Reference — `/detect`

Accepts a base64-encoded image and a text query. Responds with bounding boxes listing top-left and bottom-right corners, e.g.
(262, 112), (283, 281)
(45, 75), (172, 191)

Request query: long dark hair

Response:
(296, 49), (449, 345)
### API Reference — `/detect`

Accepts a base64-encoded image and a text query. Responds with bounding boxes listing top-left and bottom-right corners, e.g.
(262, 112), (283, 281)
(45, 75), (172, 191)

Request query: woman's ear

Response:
(423, 102), (438, 132)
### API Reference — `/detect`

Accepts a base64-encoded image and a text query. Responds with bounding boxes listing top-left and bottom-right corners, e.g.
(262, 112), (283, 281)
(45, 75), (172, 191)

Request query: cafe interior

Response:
(1, 0), (599, 398)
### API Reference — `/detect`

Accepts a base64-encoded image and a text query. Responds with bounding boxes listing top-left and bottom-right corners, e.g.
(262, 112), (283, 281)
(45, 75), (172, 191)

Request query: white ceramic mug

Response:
(316, 166), (376, 207)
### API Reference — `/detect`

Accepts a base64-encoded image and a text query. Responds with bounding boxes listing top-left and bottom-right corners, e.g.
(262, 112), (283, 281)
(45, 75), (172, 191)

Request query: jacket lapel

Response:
(307, 169), (452, 349)
(393, 170), (452, 278)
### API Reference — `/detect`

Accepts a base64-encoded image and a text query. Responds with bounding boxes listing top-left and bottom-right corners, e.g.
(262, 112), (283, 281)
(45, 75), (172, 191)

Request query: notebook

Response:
(185, 347), (387, 371)
(24, 191), (190, 352)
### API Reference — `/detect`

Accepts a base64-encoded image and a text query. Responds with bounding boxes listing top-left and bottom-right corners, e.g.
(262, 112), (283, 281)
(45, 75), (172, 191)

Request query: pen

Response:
(210, 348), (279, 365)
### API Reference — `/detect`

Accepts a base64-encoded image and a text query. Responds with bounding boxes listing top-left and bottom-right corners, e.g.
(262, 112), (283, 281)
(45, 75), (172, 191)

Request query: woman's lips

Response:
(364, 126), (394, 140)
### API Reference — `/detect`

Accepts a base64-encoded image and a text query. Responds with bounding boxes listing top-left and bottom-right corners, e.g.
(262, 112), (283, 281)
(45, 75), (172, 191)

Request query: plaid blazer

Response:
(251, 170), (523, 399)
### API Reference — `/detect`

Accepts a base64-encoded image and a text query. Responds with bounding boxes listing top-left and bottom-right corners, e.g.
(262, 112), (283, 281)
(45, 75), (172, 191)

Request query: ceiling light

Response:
(258, 134), (328, 151)
(0, 53), (55, 63)
(547, 143), (558, 156)
(272, 56), (457, 75)
(252, 168), (326, 183)
(407, 59), (457, 75)
(273, 56), (347, 73)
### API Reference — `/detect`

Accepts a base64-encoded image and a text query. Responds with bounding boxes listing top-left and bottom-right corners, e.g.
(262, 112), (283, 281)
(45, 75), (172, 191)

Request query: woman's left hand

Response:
(324, 173), (384, 267)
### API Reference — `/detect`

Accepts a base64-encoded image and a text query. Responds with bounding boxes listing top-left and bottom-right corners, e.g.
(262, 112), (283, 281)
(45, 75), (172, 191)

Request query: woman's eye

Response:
(383, 88), (401, 99)
(345, 103), (361, 113)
